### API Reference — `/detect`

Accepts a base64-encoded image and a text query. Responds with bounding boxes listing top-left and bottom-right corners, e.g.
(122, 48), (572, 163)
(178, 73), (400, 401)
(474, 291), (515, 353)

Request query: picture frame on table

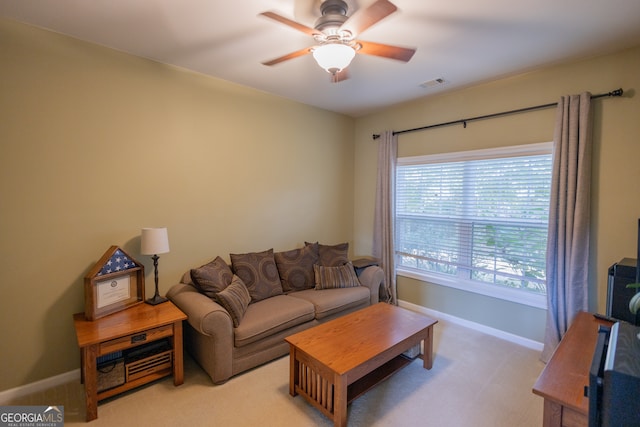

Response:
(84, 245), (145, 321)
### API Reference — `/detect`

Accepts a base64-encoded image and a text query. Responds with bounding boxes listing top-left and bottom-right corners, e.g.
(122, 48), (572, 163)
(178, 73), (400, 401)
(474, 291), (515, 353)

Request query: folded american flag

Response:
(97, 249), (136, 276)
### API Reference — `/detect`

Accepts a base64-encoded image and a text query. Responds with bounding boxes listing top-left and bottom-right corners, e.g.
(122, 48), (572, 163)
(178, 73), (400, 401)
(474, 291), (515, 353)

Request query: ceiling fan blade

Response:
(262, 47), (313, 66)
(259, 11), (319, 37)
(357, 40), (416, 62)
(331, 68), (350, 83)
(340, 0), (397, 36)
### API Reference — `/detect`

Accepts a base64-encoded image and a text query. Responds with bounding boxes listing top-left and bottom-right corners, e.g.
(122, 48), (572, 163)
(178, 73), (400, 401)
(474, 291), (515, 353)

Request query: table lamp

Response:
(141, 227), (170, 305)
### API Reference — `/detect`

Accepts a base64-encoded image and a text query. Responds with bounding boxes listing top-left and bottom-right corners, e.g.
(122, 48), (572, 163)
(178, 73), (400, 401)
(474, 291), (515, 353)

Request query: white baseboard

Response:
(0, 369), (80, 405)
(398, 300), (544, 352)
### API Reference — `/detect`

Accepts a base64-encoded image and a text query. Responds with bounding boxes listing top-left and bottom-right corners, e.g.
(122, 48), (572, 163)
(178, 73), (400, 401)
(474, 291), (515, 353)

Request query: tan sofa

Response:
(166, 243), (384, 384)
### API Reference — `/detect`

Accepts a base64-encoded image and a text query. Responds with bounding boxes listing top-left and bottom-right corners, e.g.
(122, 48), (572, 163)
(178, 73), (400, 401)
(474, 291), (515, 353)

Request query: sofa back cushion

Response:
(230, 249), (283, 302)
(306, 241), (350, 266)
(274, 245), (319, 292)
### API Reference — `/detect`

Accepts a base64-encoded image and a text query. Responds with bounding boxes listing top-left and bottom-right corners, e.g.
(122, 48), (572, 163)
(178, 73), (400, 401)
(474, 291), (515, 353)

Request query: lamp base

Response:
(145, 294), (168, 305)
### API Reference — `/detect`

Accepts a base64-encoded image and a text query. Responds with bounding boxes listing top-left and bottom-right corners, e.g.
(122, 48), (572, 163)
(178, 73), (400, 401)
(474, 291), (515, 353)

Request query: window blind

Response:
(396, 146), (552, 295)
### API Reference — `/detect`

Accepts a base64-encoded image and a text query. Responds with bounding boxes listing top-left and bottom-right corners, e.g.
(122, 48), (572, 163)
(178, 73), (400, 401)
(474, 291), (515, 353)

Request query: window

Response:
(395, 143), (552, 308)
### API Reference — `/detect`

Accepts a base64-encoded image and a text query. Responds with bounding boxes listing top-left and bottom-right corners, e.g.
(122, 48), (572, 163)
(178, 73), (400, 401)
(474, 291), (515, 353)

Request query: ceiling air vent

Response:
(420, 78), (446, 89)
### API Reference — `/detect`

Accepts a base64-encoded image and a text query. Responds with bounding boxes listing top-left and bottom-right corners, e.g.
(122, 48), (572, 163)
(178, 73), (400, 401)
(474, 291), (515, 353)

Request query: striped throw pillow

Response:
(313, 262), (360, 290)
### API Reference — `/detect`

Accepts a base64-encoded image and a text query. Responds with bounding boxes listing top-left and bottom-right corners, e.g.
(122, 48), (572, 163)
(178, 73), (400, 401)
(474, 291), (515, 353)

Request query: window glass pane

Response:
(396, 145), (552, 296)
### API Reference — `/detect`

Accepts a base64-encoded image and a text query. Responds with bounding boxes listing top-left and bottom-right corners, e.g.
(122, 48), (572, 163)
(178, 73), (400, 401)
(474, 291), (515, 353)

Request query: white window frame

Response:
(395, 142), (553, 309)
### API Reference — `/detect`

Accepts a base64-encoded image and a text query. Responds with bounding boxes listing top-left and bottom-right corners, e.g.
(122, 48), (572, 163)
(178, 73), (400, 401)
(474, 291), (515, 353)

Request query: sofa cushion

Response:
(234, 295), (315, 347)
(230, 249), (283, 302)
(215, 275), (251, 327)
(306, 241), (349, 266)
(313, 262), (360, 290)
(288, 287), (370, 320)
(190, 256), (233, 298)
(275, 245), (319, 292)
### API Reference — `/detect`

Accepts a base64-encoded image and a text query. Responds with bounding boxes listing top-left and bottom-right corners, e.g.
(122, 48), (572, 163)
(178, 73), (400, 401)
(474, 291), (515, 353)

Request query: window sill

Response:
(397, 267), (548, 310)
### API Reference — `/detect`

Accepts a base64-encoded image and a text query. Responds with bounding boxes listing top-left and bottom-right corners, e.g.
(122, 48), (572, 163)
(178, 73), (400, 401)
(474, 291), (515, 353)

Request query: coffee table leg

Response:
(423, 325), (434, 369)
(334, 374), (348, 427)
(289, 346), (298, 397)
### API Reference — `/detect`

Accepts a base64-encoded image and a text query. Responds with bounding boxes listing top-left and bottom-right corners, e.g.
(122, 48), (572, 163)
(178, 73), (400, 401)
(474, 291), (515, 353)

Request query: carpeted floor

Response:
(10, 318), (545, 426)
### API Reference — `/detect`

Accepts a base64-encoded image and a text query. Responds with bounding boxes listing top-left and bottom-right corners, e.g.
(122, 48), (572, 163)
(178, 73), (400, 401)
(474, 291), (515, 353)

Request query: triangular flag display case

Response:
(84, 245), (145, 320)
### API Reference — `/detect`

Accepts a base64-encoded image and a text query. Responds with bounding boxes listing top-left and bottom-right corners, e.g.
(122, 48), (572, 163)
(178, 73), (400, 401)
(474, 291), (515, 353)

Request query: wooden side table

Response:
(532, 311), (613, 427)
(73, 301), (187, 421)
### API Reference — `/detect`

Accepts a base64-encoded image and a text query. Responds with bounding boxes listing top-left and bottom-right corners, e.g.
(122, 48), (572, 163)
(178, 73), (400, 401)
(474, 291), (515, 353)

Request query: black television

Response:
(590, 218), (640, 426)
(589, 322), (640, 427)
(637, 218), (640, 284)
(589, 325), (611, 427)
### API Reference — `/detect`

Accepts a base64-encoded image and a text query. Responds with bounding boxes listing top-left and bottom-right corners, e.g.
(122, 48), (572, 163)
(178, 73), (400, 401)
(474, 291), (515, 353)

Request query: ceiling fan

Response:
(259, 0), (416, 82)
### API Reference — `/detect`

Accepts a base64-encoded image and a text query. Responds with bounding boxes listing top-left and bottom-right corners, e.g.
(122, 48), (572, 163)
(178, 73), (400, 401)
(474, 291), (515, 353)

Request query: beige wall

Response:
(0, 19), (355, 391)
(354, 46), (640, 342)
(2, 14), (639, 392)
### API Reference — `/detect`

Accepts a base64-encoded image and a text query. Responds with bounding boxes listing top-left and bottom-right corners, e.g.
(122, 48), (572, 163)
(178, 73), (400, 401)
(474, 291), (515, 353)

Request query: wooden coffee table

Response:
(285, 303), (438, 427)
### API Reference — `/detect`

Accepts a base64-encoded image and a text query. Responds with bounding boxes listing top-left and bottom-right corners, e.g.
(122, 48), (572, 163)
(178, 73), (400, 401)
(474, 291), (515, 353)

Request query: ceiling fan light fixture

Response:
(312, 43), (356, 75)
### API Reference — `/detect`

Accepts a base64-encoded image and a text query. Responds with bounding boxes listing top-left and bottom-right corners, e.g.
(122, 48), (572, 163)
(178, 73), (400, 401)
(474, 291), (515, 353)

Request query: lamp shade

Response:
(312, 43), (356, 74)
(141, 227), (170, 255)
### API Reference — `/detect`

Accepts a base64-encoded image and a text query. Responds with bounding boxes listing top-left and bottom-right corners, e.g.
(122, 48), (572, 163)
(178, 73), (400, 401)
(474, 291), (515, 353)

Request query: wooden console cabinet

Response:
(73, 301), (187, 421)
(532, 311), (613, 427)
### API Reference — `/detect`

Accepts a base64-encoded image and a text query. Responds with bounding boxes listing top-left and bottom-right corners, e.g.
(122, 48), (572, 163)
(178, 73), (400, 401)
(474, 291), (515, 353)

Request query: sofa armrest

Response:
(356, 265), (384, 305)
(167, 281), (236, 384)
(166, 282), (233, 337)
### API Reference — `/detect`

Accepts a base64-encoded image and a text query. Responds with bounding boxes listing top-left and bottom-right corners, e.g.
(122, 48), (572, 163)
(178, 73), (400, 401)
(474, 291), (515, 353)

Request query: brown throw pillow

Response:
(215, 275), (251, 327)
(230, 249), (283, 302)
(275, 245), (319, 292)
(314, 262), (360, 290)
(318, 242), (350, 266)
(190, 256), (233, 299)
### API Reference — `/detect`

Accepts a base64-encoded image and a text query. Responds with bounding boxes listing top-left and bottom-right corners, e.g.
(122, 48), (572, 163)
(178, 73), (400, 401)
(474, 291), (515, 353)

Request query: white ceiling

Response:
(2, 0), (640, 117)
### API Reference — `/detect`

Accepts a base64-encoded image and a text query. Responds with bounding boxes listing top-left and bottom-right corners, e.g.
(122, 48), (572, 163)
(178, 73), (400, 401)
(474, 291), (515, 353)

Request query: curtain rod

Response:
(371, 88), (623, 140)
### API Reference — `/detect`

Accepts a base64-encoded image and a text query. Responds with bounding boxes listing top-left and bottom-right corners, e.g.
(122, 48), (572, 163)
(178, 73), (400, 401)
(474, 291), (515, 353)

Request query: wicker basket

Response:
(97, 358), (125, 392)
